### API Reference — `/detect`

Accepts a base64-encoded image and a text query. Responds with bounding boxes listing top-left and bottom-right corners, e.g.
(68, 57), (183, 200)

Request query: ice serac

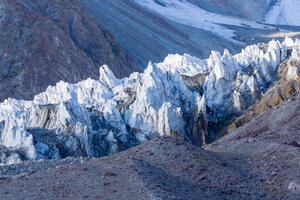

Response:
(1, 38), (300, 164)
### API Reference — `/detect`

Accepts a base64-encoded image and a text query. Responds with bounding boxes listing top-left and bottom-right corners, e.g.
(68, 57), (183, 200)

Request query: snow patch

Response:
(265, 0), (300, 26)
(135, 0), (269, 43)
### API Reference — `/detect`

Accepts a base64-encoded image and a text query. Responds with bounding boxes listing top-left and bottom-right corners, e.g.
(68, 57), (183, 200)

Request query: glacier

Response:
(0, 37), (300, 165)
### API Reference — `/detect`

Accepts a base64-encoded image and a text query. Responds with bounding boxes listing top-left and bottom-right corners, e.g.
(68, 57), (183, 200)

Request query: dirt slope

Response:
(0, 93), (299, 199)
(0, 137), (277, 199)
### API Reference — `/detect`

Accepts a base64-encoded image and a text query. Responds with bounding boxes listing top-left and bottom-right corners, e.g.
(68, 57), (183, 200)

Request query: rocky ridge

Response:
(0, 0), (138, 101)
(0, 38), (300, 165)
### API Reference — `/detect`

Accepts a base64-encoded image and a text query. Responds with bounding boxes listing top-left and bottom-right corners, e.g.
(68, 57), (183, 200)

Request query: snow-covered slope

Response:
(135, 0), (269, 43)
(136, 0), (300, 28)
(265, 0), (300, 26)
(1, 38), (300, 165)
(82, 0), (243, 68)
(83, 0), (300, 71)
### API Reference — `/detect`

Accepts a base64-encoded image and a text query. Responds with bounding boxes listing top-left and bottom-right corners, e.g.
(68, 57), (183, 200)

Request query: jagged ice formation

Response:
(0, 38), (300, 165)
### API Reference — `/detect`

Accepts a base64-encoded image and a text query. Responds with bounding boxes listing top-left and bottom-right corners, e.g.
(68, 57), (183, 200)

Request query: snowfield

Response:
(135, 0), (269, 43)
(265, 0), (300, 26)
(0, 38), (300, 165)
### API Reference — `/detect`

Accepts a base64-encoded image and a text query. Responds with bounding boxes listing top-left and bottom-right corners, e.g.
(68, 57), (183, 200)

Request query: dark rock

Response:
(104, 172), (117, 177)
(289, 141), (300, 148)
(0, 0), (139, 101)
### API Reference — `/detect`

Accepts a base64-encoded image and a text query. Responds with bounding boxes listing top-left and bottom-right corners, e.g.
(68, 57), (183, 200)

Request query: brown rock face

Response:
(0, 0), (139, 101)
(226, 72), (300, 135)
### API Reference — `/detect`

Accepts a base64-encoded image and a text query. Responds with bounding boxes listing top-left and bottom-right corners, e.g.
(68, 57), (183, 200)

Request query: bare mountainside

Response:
(0, 91), (299, 199)
(83, 0), (300, 67)
(0, 0), (139, 101)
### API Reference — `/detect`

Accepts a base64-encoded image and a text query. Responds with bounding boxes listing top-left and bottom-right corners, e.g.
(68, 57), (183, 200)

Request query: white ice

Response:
(0, 38), (300, 163)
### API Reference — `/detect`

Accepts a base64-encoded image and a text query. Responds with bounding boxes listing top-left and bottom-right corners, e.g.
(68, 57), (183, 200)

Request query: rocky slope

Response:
(82, 0), (300, 68)
(0, 0), (138, 101)
(0, 38), (300, 165)
(1, 99), (299, 200)
(82, 0), (239, 67)
(205, 90), (300, 197)
(1, 87), (299, 199)
(3, 136), (272, 200)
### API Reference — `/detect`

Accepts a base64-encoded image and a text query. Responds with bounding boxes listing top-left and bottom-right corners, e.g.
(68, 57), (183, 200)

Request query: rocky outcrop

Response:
(205, 89), (300, 199)
(224, 41), (300, 135)
(227, 80), (300, 134)
(0, 0), (138, 101)
(0, 38), (300, 164)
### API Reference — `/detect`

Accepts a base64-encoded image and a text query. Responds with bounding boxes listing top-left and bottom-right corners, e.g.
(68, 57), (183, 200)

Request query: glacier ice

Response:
(0, 38), (300, 163)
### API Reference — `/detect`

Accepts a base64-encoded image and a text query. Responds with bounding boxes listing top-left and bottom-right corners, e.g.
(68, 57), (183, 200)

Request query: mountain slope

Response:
(265, 0), (300, 26)
(137, 0), (300, 26)
(135, 0), (269, 43)
(82, 0), (240, 67)
(185, 0), (269, 21)
(83, 0), (300, 69)
(205, 90), (300, 197)
(0, 0), (138, 101)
